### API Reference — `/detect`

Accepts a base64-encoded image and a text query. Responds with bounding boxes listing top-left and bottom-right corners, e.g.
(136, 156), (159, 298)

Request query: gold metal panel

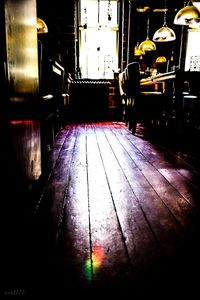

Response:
(5, 0), (39, 105)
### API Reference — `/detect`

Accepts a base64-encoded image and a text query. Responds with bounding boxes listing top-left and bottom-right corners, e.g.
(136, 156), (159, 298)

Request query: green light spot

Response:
(85, 259), (92, 281)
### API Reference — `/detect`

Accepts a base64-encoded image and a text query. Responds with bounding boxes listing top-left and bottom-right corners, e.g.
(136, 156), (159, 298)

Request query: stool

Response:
(138, 91), (168, 126)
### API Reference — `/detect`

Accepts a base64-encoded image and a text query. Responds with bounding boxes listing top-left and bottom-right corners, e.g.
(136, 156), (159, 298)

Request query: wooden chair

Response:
(119, 62), (167, 134)
(119, 62), (140, 131)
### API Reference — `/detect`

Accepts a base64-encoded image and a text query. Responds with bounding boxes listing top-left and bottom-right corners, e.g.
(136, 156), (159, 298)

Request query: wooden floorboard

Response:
(7, 122), (200, 298)
(94, 125), (162, 274)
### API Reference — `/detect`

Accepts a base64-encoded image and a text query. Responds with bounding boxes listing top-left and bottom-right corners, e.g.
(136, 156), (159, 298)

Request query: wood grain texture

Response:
(4, 122), (200, 299)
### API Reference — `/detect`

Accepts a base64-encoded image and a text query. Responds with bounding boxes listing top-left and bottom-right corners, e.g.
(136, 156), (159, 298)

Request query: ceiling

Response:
(131, 0), (185, 11)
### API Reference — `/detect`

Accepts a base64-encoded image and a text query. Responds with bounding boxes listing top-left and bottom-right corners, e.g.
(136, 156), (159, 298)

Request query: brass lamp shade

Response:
(187, 17), (200, 28)
(156, 56), (167, 73)
(174, 2), (200, 26)
(156, 56), (167, 63)
(134, 43), (144, 56)
(138, 7), (156, 52)
(153, 25), (176, 42)
(37, 17), (48, 34)
(139, 38), (156, 52)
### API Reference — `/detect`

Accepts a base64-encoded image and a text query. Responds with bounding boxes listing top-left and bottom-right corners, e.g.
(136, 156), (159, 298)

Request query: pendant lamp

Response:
(187, 17), (200, 28)
(187, 3), (200, 28)
(139, 8), (156, 52)
(37, 18), (48, 34)
(153, 2), (176, 42)
(174, 1), (200, 26)
(134, 42), (144, 56)
(156, 56), (167, 63)
(134, 9), (148, 57)
(156, 56), (167, 73)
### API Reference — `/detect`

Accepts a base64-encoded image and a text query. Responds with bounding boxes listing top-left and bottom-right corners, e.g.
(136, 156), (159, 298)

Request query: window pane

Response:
(79, 0), (119, 79)
(80, 28), (118, 79)
(185, 30), (200, 71)
(99, 1), (118, 27)
(80, 0), (98, 27)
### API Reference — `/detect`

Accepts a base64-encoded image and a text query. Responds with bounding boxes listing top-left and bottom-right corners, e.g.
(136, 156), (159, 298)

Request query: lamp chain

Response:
(146, 10), (150, 39)
(164, 0), (167, 26)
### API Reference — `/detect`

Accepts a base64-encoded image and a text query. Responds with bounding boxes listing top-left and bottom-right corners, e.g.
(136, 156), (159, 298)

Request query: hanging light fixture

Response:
(156, 56), (167, 73)
(187, 3), (200, 28)
(174, 1), (200, 26)
(153, 1), (176, 42)
(134, 42), (144, 56)
(156, 56), (167, 63)
(139, 8), (156, 52)
(37, 18), (48, 34)
(134, 8), (147, 57)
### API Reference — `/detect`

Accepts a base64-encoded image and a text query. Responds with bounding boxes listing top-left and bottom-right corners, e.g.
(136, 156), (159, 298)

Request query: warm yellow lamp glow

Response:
(37, 18), (48, 34)
(139, 38), (156, 52)
(138, 8), (156, 52)
(153, 1), (176, 42)
(134, 43), (144, 56)
(174, 1), (200, 26)
(137, 6), (150, 13)
(156, 56), (167, 63)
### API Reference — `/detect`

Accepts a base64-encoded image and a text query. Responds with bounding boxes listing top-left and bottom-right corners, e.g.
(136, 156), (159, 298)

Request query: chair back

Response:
(124, 62), (140, 97)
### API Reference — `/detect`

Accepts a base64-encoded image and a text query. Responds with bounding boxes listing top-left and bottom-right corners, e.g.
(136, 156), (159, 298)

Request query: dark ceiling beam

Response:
(129, 0), (185, 10)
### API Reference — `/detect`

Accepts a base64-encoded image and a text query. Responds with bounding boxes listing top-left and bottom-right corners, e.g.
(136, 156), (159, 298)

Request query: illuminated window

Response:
(185, 29), (200, 71)
(79, 0), (119, 79)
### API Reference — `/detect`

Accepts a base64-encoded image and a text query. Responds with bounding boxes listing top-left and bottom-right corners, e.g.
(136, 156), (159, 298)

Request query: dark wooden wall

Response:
(36, 0), (76, 77)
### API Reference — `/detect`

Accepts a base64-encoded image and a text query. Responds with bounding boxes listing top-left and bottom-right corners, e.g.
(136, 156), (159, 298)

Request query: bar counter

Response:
(140, 71), (176, 85)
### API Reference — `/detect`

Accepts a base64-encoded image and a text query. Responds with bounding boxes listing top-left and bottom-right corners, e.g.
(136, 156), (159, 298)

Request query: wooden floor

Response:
(3, 122), (200, 298)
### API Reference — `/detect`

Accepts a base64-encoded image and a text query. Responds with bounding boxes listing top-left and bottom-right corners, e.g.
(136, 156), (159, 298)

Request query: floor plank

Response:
(9, 122), (200, 298)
